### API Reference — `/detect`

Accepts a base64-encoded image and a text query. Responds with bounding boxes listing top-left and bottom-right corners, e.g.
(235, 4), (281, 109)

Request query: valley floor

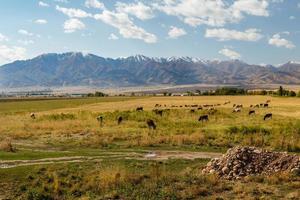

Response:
(0, 96), (300, 199)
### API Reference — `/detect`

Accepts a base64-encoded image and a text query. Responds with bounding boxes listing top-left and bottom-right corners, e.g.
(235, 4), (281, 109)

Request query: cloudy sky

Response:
(0, 0), (299, 65)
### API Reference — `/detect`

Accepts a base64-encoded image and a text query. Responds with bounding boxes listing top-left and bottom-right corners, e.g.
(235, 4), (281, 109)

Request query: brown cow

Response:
(30, 113), (36, 119)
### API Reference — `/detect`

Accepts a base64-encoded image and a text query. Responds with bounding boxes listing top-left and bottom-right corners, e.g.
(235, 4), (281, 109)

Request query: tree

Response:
(289, 91), (296, 97)
(278, 86), (284, 96)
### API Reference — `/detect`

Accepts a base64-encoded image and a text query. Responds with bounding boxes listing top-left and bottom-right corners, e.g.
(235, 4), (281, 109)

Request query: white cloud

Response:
(35, 19), (48, 24)
(289, 16), (295, 20)
(168, 26), (186, 39)
(205, 28), (263, 41)
(94, 10), (157, 43)
(54, 0), (69, 3)
(0, 33), (8, 42)
(108, 33), (119, 40)
(63, 18), (85, 33)
(219, 48), (241, 59)
(0, 45), (26, 64)
(56, 5), (92, 18)
(154, 0), (270, 27)
(268, 34), (295, 49)
(18, 39), (34, 45)
(38, 1), (49, 7)
(18, 29), (34, 36)
(85, 0), (105, 9)
(116, 2), (154, 20)
(231, 0), (269, 19)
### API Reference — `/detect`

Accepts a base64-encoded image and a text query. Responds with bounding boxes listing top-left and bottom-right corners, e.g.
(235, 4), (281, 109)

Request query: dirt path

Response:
(0, 150), (221, 169)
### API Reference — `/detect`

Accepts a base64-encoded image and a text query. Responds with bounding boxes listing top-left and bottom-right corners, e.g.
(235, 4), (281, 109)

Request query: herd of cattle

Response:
(29, 100), (273, 130)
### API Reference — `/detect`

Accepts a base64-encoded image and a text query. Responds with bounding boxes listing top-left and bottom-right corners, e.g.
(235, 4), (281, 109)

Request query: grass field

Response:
(0, 96), (299, 199)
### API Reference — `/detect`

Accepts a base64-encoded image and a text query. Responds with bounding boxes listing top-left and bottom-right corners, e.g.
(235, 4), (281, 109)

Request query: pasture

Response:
(0, 96), (300, 199)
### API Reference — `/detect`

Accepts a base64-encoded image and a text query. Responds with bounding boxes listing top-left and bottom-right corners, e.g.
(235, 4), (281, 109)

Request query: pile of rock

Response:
(202, 146), (300, 179)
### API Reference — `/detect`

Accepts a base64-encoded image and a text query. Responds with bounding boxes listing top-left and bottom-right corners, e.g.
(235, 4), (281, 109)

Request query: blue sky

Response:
(0, 0), (299, 65)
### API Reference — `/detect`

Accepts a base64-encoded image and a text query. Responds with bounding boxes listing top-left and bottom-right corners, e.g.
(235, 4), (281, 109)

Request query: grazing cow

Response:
(254, 104), (260, 108)
(236, 104), (243, 108)
(30, 113), (36, 119)
(208, 107), (217, 114)
(224, 101), (231, 105)
(198, 107), (203, 110)
(96, 116), (103, 126)
(198, 115), (209, 122)
(233, 108), (241, 113)
(153, 109), (163, 116)
(117, 116), (123, 125)
(233, 104), (236, 108)
(155, 104), (161, 107)
(248, 110), (255, 115)
(146, 119), (156, 130)
(260, 103), (264, 107)
(136, 107), (143, 111)
(264, 113), (272, 121)
(263, 103), (269, 108)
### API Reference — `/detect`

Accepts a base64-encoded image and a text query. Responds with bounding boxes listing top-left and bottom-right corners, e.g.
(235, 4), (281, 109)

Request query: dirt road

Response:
(0, 150), (221, 169)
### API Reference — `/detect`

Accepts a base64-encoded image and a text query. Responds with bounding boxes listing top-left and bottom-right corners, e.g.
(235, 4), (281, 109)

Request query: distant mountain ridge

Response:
(0, 52), (300, 88)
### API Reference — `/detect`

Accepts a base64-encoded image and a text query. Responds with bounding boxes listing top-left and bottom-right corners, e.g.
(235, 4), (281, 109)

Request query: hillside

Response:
(0, 52), (299, 87)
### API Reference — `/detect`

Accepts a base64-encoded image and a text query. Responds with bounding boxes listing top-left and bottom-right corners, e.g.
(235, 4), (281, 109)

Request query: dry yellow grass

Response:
(44, 96), (300, 117)
(1, 96), (300, 151)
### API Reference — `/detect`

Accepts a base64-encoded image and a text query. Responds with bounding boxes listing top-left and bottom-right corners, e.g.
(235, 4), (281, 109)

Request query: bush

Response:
(0, 139), (15, 152)
(42, 113), (76, 121)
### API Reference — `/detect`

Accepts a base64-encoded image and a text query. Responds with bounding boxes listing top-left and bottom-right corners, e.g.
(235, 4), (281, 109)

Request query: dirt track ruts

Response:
(0, 151), (222, 169)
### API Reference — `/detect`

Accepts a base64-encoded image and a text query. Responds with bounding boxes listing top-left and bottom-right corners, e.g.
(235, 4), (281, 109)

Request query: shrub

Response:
(41, 113), (76, 121)
(0, 139), (15, 152)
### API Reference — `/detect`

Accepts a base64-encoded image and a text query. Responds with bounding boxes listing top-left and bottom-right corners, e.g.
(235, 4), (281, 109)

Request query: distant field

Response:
(0, 96), (142, 114)
(0, 95), (299, 199)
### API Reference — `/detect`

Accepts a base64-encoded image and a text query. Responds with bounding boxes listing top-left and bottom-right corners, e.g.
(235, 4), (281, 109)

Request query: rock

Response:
(202, 146), (300, 180)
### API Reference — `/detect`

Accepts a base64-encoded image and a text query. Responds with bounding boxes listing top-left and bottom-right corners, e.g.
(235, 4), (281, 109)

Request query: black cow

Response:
(153, 109), (163, 116)
(96, 116), (103, 126)
(136, 107), (143, 111)
(117, 116), (123, 125)
(263, 103), (269, 108)
(248, 110), (255, 115)
(264, 113), (272, 121)
(146, 119), (156, 130)
(198, 115), (209, 122)
(236, 104), (243, 108)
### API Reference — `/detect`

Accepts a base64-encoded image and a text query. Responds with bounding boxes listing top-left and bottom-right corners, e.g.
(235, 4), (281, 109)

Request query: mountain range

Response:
(0, 52), (300, 88)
